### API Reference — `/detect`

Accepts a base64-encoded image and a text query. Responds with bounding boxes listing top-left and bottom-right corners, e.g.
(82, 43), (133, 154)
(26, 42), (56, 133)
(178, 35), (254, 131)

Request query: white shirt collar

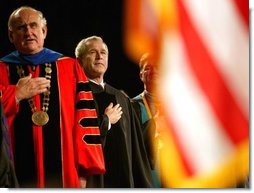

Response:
(89, 79), (105, 89)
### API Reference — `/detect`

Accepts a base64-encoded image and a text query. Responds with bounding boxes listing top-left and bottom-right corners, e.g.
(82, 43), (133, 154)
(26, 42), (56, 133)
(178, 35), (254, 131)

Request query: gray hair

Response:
(75, 35), (108, 59)
(8, 6), (47, 31)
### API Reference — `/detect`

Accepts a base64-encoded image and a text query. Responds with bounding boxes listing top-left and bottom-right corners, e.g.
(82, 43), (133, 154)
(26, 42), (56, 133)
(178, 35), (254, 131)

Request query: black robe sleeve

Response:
(99, 114), (109, 147)
(87, 82), (154, 188)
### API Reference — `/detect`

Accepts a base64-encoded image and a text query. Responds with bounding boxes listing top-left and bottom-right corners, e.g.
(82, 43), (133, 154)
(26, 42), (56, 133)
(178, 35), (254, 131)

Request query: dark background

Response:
(0, 0), (143, 98)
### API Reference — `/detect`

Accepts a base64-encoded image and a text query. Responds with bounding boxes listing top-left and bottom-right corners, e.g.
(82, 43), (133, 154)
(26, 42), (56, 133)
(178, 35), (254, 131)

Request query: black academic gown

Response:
(87, 81), (153, 188)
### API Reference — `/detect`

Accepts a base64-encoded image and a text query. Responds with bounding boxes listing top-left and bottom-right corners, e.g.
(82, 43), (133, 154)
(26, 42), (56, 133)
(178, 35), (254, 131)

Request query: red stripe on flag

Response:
(177, 0), (248, 145)
(234, 0), (249, 28)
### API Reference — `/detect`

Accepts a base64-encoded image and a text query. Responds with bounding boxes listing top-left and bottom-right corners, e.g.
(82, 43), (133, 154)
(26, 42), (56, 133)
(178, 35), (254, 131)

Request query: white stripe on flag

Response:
(182, 0), (249, 117)
(159, 32), (235, 174)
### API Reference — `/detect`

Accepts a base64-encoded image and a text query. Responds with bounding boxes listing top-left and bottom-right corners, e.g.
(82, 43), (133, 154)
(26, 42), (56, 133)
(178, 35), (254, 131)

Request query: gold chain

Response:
(16, 63), (52, 126)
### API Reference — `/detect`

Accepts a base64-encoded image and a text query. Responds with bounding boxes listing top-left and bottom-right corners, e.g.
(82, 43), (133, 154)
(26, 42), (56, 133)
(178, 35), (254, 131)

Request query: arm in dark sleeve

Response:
(98, 114), (109, 147)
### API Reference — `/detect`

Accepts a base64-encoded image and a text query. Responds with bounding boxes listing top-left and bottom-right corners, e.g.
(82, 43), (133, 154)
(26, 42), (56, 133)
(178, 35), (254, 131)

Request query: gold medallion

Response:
(32, 111), (49, 126)
(45, 67), (52, 73)
(17, 64), (52, 127)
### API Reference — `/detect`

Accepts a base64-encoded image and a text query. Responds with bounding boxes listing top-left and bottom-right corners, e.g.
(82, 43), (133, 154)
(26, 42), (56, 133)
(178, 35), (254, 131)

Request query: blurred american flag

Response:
(124, 0), (249, 188)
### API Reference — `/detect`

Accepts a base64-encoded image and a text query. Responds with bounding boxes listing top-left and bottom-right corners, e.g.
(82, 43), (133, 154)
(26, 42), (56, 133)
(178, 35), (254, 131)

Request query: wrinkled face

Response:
(80, 39), (108, 80)
(140, 61), (158, 92)
(8, 9), (47, 54)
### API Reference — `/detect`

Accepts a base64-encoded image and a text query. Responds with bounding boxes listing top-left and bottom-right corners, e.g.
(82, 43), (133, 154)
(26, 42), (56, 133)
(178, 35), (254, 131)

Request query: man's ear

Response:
(77, 57), (82, 65)
(139, 71), (144, 81)
(42, 25), (48, 39)
(8, 31), (14, 43)
(77, 57), (81, 64)
(77, 57), (85, 69)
